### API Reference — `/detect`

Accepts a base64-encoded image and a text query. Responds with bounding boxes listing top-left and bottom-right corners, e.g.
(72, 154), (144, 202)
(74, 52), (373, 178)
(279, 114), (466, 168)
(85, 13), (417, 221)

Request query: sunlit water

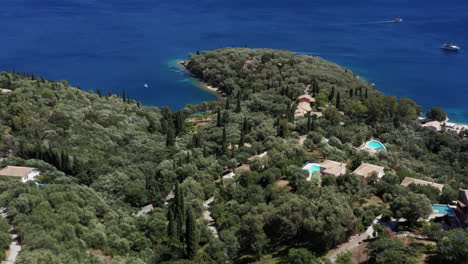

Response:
(1, 0), (467, 122)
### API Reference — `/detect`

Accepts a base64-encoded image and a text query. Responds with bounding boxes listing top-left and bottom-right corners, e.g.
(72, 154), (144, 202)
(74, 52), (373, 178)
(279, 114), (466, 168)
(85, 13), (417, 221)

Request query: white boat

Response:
(441, 43), (461, 51)
(394, 18), (403, 22)
(144, 84), (149, 88)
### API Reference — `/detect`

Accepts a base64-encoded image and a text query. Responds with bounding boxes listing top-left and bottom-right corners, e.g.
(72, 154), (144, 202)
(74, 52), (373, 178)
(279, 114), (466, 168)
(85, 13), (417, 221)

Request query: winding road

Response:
(327, 215), (381, 263)
(202, 197), (219, 238)
(0, 208), (21, 264)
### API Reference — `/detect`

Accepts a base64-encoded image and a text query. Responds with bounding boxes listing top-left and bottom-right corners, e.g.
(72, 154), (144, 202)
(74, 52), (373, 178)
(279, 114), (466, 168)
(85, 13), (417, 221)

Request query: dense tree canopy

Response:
(390, 192), (432, 225)
(426, 107), (447, 122)
(0, 48), (466, 263)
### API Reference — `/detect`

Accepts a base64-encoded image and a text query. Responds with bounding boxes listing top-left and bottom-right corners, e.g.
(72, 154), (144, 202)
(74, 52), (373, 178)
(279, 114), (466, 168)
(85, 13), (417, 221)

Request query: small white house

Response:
(0, 166), (40, 182)
(222, 171), (236, 180)
(0, 89), (12, 94)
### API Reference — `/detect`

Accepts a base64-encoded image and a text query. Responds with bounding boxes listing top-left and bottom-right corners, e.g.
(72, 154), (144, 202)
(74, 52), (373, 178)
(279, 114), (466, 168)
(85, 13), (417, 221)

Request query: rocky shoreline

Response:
(179, 60), (224, 96)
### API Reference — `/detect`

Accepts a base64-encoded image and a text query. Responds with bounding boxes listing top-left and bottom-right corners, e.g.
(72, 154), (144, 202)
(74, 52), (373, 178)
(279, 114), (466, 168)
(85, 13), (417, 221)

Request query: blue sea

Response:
(1, 0), (467, 123)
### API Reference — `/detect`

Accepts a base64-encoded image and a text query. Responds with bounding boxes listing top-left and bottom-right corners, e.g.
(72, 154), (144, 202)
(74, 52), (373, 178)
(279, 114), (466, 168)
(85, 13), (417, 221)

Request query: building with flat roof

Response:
(319, 160), (347, 177)
(0, 166), (40, 182)
(400, 177), (444, 192)
(352, 163), (385, 180)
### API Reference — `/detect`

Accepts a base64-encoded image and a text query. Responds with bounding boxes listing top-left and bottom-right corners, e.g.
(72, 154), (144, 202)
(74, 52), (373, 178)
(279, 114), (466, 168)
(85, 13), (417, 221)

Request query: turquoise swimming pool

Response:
(432, 204), (454, 215)
(302, 163), (321, 174)
(366, 140), (386, 151)
(307, 165), (320, 174)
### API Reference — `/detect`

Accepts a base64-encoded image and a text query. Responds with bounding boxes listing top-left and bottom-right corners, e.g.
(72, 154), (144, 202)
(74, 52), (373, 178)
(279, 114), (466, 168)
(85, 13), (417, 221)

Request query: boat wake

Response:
(340, 19), (402, 26)
(363, 20), (397, 24)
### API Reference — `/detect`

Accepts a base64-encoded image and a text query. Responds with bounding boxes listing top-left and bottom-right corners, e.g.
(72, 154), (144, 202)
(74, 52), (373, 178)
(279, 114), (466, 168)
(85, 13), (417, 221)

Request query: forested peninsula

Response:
(0, 48), (466, 264)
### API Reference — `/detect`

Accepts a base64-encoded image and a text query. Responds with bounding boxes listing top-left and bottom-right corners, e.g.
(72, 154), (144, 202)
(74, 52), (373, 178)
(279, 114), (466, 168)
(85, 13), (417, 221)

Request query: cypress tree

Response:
(97, 88), (102, 97)
(122, 89), (127, 102)
(5, 75), (11, 89)
(168, 208), (176, 239)
(336, 92), (341, 110)
(176, 112), (184, 135)
(221, 126), (228, 154)
(185, 209), (199, 259)
(286, 103), (291, 122)
(365, 88), (368, 99)
(235, 93), (241, 113)
(174, 183), (185, 241)
(311, 80), (316, 96)
(216, 107), (222, 127)
(307, 112), (311, 132)
(242, 117), (248, 133)
(222, 110), (229, 126)
(166, 127), (175, 147)
(63, 152), (72, 174)
(279, 120), (289, 138)
(275, 116), (280, 128)
(239, 127), (245, 146)
(225, 97), (230, 110)
(328, 86), (335, 102)
(192, 134), (201, 148)
(349, 89), (353, 98)
(55, 150), (63, 172)
(203, 145), (208, 157)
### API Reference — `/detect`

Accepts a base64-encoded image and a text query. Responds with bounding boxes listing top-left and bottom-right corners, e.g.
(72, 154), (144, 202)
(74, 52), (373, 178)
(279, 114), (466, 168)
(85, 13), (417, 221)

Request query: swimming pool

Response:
(366, 140), (386, 151)
(432, 204), (454, 215)
(302, 163), (321, 174)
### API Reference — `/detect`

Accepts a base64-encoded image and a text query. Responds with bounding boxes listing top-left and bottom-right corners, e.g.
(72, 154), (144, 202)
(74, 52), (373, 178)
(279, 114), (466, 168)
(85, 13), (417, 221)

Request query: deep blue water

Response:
(1, 0), (467, 122)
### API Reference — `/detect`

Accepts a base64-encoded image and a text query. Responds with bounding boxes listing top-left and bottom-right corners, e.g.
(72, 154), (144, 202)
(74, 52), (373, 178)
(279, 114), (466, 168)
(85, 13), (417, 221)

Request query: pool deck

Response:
(428, 204), (457, 220)
(302, 162), (321, 181)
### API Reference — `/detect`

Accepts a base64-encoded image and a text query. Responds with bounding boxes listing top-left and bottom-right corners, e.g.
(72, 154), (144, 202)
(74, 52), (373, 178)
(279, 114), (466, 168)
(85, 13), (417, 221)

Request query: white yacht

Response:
(394, 18), (403, 22)
(441, 43), (461, 51)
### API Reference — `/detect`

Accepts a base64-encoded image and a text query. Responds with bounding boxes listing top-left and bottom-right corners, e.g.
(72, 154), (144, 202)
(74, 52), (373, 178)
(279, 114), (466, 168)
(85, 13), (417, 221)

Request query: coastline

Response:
(178, 54), (467, 127)
(177, 60), (223, 98)
(323, 57), (468, 125)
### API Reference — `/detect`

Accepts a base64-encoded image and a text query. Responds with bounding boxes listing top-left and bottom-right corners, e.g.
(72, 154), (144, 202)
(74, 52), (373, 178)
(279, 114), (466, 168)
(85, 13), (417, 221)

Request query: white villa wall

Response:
(22, 171), (40, 182)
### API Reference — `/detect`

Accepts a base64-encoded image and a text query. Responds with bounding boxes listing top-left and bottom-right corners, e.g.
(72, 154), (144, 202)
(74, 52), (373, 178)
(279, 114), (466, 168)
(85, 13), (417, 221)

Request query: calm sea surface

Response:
(1, 0), (467, 122)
